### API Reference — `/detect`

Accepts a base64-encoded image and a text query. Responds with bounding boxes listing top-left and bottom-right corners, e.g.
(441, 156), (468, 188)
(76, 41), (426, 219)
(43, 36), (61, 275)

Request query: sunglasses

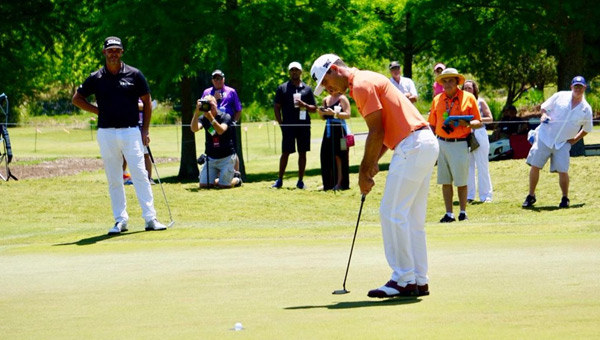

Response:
(212, 76), (223, 80)
(390, 66), (400, 70)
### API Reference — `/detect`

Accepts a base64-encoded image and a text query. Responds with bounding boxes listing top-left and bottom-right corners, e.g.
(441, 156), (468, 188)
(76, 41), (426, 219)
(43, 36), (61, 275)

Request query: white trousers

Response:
(97, 128), (156, 223)
(380, 129), (439, 286)
(467, 127), (493, 201)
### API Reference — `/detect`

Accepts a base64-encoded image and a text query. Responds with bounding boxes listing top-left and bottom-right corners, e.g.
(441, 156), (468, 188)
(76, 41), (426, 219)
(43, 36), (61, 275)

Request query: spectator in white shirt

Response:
(522, 76), (593, 209)
(389, 61), (418, 104)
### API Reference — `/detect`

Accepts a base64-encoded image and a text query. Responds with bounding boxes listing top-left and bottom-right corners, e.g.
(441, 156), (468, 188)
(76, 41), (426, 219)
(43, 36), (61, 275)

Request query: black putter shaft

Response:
(333, 193), (366, 294)
(147, 146), (174, 227)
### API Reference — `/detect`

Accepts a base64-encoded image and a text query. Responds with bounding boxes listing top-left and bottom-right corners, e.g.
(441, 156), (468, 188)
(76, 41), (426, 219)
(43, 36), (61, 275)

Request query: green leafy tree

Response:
(0, 0), (82, 120)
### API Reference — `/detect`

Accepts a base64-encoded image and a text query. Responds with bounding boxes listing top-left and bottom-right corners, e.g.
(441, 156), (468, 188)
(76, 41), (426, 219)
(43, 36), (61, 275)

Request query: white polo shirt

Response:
(538, 91), (593, 149)
(390, 76), (418, 98)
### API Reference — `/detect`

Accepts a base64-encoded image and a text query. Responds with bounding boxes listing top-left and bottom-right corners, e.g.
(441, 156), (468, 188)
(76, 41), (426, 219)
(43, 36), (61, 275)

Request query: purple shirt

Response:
(202, 85), (242, 118)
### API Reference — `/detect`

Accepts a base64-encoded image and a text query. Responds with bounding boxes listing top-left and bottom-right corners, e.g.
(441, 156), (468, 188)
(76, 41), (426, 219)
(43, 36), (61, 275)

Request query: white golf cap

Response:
(310, 54), (340, 96)
(288, 61), (302, 71)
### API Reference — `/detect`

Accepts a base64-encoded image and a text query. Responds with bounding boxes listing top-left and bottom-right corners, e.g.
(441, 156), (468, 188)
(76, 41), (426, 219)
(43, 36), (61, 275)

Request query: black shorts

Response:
(281, 125), (311, 154)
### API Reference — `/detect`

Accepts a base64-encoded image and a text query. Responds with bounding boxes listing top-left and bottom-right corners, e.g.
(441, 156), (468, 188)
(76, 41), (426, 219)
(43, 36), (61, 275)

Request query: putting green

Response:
(1, 234), (599, 339)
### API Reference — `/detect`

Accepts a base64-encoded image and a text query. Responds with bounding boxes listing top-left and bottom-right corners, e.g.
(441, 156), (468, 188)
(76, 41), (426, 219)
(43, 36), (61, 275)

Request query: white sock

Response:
(446, 212), (455, 218)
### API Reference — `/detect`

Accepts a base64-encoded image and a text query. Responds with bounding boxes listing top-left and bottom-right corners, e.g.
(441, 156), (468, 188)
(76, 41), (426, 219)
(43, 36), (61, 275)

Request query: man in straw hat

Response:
(428, 68), (482, 223)
(311, 54), (439, 298)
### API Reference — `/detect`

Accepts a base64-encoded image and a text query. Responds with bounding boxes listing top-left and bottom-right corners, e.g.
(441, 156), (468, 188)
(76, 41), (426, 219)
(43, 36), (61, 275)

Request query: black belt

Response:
(437, 136), (467, 142)
(413, 125), (429, 132)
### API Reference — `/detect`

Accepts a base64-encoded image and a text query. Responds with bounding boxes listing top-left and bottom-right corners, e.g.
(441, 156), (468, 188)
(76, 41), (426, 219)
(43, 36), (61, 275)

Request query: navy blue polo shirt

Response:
(200, 112), (236, 159)
(77, 63), (150, 128)
(274, 80), (316, 125)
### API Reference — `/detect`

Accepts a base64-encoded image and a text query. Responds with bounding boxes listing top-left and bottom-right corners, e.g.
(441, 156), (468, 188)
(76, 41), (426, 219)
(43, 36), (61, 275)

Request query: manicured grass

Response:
(1, 123), (599, 339)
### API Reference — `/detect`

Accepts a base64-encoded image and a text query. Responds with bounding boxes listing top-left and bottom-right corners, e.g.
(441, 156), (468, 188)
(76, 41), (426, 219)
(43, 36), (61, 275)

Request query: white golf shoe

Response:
(108, 221), (128, 235)
(145, 219), (167, 231)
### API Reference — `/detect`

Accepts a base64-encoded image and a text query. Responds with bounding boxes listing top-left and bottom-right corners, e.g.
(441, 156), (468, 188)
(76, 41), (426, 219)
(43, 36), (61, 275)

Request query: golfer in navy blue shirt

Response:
(72, 36), (167, 235)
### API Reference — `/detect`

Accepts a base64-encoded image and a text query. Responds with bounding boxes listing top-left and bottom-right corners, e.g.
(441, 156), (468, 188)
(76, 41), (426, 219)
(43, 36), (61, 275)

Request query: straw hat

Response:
(435, 68), (465, 85)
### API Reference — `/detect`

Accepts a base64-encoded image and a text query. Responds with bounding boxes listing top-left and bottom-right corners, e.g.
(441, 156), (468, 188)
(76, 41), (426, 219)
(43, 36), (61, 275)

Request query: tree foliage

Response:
(4, 0), (600, 176)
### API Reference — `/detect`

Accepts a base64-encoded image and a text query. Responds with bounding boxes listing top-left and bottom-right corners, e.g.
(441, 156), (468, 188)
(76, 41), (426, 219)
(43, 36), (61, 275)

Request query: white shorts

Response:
(526, 140), (571, 173)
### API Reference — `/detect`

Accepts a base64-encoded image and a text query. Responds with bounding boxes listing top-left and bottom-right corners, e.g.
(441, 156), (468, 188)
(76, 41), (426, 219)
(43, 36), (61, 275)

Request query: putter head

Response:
(332, 289), (350, 295)
(167, 221), (175, 228)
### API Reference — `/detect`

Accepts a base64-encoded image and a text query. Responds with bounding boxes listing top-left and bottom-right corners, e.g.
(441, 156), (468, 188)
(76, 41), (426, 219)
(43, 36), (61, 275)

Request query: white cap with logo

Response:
(310, 54), (340, 96)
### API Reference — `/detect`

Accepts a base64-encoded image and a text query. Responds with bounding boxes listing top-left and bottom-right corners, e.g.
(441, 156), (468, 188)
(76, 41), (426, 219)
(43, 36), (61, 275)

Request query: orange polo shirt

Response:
(348, 68), (427, 150)
(428, 89), (481, 139)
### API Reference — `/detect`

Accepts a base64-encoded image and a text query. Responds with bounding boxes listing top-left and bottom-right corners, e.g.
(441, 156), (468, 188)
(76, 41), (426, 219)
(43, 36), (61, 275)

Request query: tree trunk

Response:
(225, 0), (246, 180)
(402, 11), (413, 78)
(505, 82), (517, 109)
(177, 75), (200, 180)
(557, 29), (584, 90)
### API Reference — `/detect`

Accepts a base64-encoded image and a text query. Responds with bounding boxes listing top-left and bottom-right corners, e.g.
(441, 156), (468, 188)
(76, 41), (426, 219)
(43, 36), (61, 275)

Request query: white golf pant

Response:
(380, 128), (439, 286)
(97, 128), (156, 223)
(467, 127), (493, 201)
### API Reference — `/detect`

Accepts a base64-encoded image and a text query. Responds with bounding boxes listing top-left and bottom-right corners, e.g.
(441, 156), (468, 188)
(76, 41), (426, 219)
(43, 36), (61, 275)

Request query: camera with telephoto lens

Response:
(198, 99), (211, 112)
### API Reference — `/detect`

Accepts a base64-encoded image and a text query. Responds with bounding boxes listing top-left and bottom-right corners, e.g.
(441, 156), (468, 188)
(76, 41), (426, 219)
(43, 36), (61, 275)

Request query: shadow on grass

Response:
(524, 203), (585, 212)
(284, 297), (421, 310)
(53, 231), (146, 246)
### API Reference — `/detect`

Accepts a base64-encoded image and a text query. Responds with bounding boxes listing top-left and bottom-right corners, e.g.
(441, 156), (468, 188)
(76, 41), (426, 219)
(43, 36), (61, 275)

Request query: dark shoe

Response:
(417, 284), (430, 296)
(367, 280), (418, 298)
(522, 195), (536, 208)
(440, 214), (456, 223)
(458, 212), (467, 221)
(271, 178), (282, 188)
(559, 196), (570, 208)
(296, 180), (305, 189)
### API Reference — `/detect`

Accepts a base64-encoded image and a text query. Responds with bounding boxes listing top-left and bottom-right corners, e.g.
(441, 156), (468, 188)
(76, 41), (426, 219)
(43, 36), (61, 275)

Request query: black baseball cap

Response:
(104, 36), (123, 50)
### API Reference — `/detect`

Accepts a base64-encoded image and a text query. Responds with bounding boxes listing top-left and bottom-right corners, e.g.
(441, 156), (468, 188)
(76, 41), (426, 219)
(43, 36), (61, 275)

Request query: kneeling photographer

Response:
(190, 95), (241, 188)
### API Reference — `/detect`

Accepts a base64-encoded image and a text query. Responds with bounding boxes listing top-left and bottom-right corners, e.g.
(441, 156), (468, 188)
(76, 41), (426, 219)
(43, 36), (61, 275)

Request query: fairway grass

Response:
(1, 124), (600, 339)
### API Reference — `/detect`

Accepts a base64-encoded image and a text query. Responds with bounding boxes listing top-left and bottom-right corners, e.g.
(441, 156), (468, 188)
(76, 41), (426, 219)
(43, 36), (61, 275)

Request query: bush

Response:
(487, 98), (505, 121)
(515, 89), (545, 113)
(150, 103), (180, 125)
(585, 92), (600, 115)
(242, 101), (272, 122)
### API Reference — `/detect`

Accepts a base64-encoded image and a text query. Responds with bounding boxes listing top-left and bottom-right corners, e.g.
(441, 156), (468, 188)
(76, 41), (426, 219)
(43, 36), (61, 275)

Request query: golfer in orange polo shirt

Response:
(429, 68), (481, 223)
(311, 54), (439, 298)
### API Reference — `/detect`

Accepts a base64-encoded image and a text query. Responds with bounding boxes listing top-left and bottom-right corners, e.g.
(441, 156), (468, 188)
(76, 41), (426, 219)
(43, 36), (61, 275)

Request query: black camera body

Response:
(197, 154), (207, 165)
(441, 124), (454, 135)
(199, 99), (211, 112)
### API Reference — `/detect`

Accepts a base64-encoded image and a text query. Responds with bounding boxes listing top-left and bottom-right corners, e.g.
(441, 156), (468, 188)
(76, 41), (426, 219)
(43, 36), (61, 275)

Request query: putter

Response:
(147, 146), (175, 227)
(332, 193), (366, 295)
